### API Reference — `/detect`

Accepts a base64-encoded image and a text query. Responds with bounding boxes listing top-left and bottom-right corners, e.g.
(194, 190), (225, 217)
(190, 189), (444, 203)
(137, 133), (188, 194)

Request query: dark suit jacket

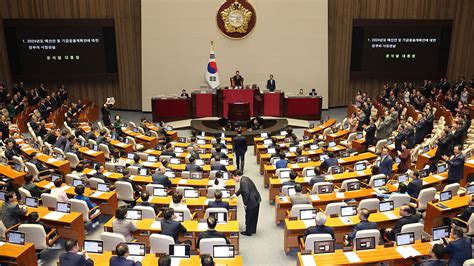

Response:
(392, 214), (419, 234)
(232, 136), (247, 155)
(347, 220), (377, 240)
(457, 206), (474, 223)
(161, 219), (187, 243)
(398, 149), (411, 173)
(208, 200), (230, 210)
(236, 176), (261, 210)
(197, 229), (230, 248)
(321, 158), (338, 172)
(304, 225), (335, 240)
(109, 256), (142, 266)
(59, 252), (94, 266)
(365, 125), (376, 146)
(0, 122), (9, 141)
(210, 163), (227, 171)
(309, 175), (325, 186)
(266, 79), (276, 91)
(443, 237), (472, 266)
(151, 173), (171, 187)
(379, 155), (393, 177)
(185, 164), (203, 172)
(447, 154), (465, 182)
(407, 178), (423, 199)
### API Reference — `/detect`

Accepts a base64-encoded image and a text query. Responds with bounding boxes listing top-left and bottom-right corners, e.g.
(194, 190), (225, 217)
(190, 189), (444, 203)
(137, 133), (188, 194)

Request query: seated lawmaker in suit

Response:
(22, 174), (50, 198)
(152, 167), (172, 188)
(112, 207), (138, 242)
(169, 191), (187, 209)
(211, 156), (227, 171)
(59, 239), (94, 266)
(208, 190), (230, 210)
(185, 156), (203, 172)
(449, 195), (474, 228)
(309, 167), (325, 186)
(304, 212), (335, 240)
(379, 148), (393, 177)
(407, 171), (423, 199)
(443, 145), (465, 184)
(282, 171), (297, 187)
(161, 208), (188, 244)
(320, 152), (338, 172)
(289, 184), (311, 205)
(197, 216), (230, 248)
(110, 242), (142, 266)
(212, 146), (228, 159)
(441, 226), (472, 266)
(419, 243), (445, 266)
(383, 204), (420, 241)
(137, 192), (159, 214)
(345, 208), (377, 244)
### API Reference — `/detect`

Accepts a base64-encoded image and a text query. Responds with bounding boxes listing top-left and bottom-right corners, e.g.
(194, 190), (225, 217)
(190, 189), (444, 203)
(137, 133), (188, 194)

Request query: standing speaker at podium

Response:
(266, 74), (276, 92)
(231, 70), (244, 89)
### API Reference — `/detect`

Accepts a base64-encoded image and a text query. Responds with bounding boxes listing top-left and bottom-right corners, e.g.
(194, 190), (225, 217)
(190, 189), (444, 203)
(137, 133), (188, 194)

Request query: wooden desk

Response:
(296, 241), (431, 265)
(122, 129), (158, 149)
(26, 206), (85, 244)
(424, 195), (469, 232)
(304, 119), (337, 136)
(352, 139), (366, 152)
(19, 146), (71, 175)
(0, 242), (37, 266)
(137, 196), (237, 220)
(110, 140), (134, 153)
(326, 130), (350, 144)
(89, 252), (242, 266)
(36, 180), (118, 216)
(274, 185), (397, 225)
(416, 148), (437, 170)
(283, 209), (400, 254)
(79, 147), (105, 163)
(104, 218), (240, 252)
(0, 164), (27, 186)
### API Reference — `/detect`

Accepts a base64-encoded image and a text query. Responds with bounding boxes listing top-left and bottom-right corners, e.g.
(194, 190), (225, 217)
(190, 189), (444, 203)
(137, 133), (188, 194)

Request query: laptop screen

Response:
(354, 163), (366, 171)
(396, 232), (415, 246)
(184, 189), (199, 198)
(437, 164), (447, 174)
(73, 179), (84, 187)
(197, 139), (206, 145)
(25, 197), (39, 208)
(423, 145), (430, 153)
(319, 155), (329, 161)
(467, 184), (474, 195)
(57, 202), (71, 213)
(174, 211), (184, 222)
(220, 189), (231, 199)
(387, 138), (394, 145)
(379, 201), (394, 212)
(331, 166), (343, 174)
(261, 133), (268, 138)
(97, 183), (109, 192)
(340, 206), (357, 217)
(439, 190), (452, 202)
(127, 153), (135, 160)
(267, 148), (276, 154)
(373, 178), (386, 188)
(93, 145), (98, 151)
(115, 165), (125, 173)
(175, 147), (184, 153)
(287, 187), (296, 196)
(355, 237), (376, 251)
(14, 163), (21, 172)
(147, 155), (157, 162)
(289, 146), (298, 153)
(170, 158), (181, 165)
(84, 240), (104, 254)
(280, 131), (288, 136)
(0, 191), (5, 201)
(310, 144), (319, 150)
(139, 168), (148, 176)
(397, 174), (408, 183)
(279, 171), (291, 179)
(328, 141), (336, 148)
(7, 231), (25, 245)
(314, 240), (335, 254)
(190, 172), (202, 179)
(169, 244), (191, 258)
(210, 212), (228, 224)
(52, 174), (62, 182)
(126, 209), (142, 220)
(306, 169), (316, 177)
(432, 226), (450, 241)
(164, 171), (175, 178)
(318, 184), (333, 194)
(213, 245), (235, 258)
(356, 132), (363, 139)
(153, 187), (167, 197)
(222, 172), (230, 180)
(299, 209), (317, 220)
(347, 181), (360, 191)
(127, 243), (146, 256)
(263, 139), (273, 145)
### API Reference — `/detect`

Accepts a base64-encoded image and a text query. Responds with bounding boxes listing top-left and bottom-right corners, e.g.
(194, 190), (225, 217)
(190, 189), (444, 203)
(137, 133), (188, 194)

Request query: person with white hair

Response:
(303, 212), (334, 240)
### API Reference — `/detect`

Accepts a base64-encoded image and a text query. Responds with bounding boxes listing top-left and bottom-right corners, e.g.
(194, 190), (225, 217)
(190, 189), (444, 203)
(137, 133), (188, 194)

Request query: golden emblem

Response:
(220, 1), (253, 33)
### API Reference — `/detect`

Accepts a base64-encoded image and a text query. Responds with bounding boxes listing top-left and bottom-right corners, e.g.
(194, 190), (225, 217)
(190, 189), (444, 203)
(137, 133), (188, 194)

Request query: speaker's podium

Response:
(228, 102), (250, 122)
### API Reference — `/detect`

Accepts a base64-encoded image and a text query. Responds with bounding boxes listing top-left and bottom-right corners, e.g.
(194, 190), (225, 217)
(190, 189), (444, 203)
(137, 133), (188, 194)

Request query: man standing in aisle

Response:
(266, 74), (276, 92)
(233, 129), (247, 172)
(233, 170), (261, 236)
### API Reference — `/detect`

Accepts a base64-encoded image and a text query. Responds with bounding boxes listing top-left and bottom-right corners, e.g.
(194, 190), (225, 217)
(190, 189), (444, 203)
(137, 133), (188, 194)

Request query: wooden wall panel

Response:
(0, 0), (141, 110)
(328, 0), (474, 107)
